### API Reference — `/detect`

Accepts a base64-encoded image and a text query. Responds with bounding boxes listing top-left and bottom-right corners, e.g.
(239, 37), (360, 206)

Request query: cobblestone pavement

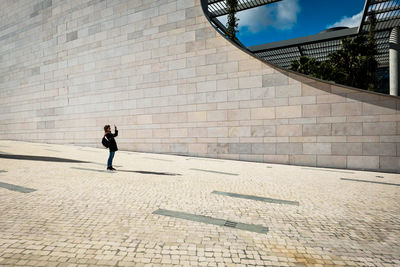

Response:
(0, 140), (399, 266)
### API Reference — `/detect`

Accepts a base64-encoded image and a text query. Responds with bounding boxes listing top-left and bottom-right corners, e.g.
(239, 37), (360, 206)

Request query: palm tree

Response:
(226, 0), (239, 40)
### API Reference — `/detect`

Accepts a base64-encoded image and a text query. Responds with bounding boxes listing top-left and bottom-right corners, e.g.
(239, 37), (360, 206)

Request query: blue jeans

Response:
(107, 151), (115, 168)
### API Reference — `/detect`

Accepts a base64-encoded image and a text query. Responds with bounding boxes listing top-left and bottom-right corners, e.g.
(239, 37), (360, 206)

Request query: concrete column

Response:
(389, 27), (400, 96)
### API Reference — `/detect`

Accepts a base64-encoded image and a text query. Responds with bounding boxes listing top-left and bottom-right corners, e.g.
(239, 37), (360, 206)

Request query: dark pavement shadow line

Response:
(153, 209), (268, 234)
(117, 169), (181, 176)
(143, 157), (174, 162)
(0, 154), (89, 163)
(341, 178), (400, 187)
(190, 168), (238, 176)
(71, 167), (116, 173)
(82, 162), (122, 167)
(0, 181), (36, 193)
(212, 190), (299, 206)
(71, 167), (180, 176)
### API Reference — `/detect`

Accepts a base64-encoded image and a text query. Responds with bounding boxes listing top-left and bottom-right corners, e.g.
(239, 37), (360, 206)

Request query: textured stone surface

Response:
(0, 140), (399, 266)
(0, 0), (399, 172)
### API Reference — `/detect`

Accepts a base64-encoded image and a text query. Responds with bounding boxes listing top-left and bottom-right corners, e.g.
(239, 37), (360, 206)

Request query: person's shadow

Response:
(71, 167), (180, 176)
(117, 169), (181, 176)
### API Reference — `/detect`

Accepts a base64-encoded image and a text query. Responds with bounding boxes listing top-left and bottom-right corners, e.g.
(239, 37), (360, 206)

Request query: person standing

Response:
(103, 124), (118, 171)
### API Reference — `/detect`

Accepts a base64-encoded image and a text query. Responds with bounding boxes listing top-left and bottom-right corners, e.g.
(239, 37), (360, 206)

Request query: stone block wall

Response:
(0, 0), (399, 172)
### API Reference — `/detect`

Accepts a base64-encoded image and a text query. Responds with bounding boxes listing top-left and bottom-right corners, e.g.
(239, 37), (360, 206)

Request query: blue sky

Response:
(218, 0), (366, 47)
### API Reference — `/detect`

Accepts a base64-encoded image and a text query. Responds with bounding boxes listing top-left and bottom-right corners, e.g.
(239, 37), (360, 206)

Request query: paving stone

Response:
(0, 140), (397, 266)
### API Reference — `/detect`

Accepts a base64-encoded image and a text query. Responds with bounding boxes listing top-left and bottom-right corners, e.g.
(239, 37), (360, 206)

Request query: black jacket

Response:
(105, 130), (118, 152)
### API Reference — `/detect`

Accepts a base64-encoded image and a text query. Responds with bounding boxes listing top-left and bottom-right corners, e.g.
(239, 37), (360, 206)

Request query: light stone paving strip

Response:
(212, 190), (300, 206)
(0, 181), (36, 193)
(153, 209), (269, 234)
(0, 141), (399, 266)
(341, 177), (400, 186)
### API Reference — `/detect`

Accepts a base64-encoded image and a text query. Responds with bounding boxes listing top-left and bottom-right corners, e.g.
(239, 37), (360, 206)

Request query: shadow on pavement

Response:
(71, 167), (116, 173)
(71, 167), (180, 176)
(117, 169), (181, 176)
(83, 162), (122, 168)
(341, 178), (400, 187)
(0, 181), (36, 193)
(0, 154), (89, 163)
(143, 157), (174, 162)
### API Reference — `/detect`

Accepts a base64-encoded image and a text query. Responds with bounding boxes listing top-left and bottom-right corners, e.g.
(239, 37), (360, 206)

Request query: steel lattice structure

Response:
(206, 0), (400, 70)
(207, 0), (281, 17)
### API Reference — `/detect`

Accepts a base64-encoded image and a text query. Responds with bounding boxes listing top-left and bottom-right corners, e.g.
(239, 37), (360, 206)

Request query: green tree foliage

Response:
(366, 11), (377, 91)
(290, 56), (320, 76)
(226, 0), (239, 40)
(290, 13), (378, 91)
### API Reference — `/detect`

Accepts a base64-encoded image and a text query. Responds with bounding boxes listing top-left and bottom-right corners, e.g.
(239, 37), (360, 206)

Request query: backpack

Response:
(102, 136), (110, 148)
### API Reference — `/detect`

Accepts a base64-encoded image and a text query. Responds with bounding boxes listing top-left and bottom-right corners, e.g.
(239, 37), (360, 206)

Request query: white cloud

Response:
(327, 10), (363, 29)
(218, 0), (301, 33)
(276, 0), (301, 29)
(236, 5), (272, 32)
